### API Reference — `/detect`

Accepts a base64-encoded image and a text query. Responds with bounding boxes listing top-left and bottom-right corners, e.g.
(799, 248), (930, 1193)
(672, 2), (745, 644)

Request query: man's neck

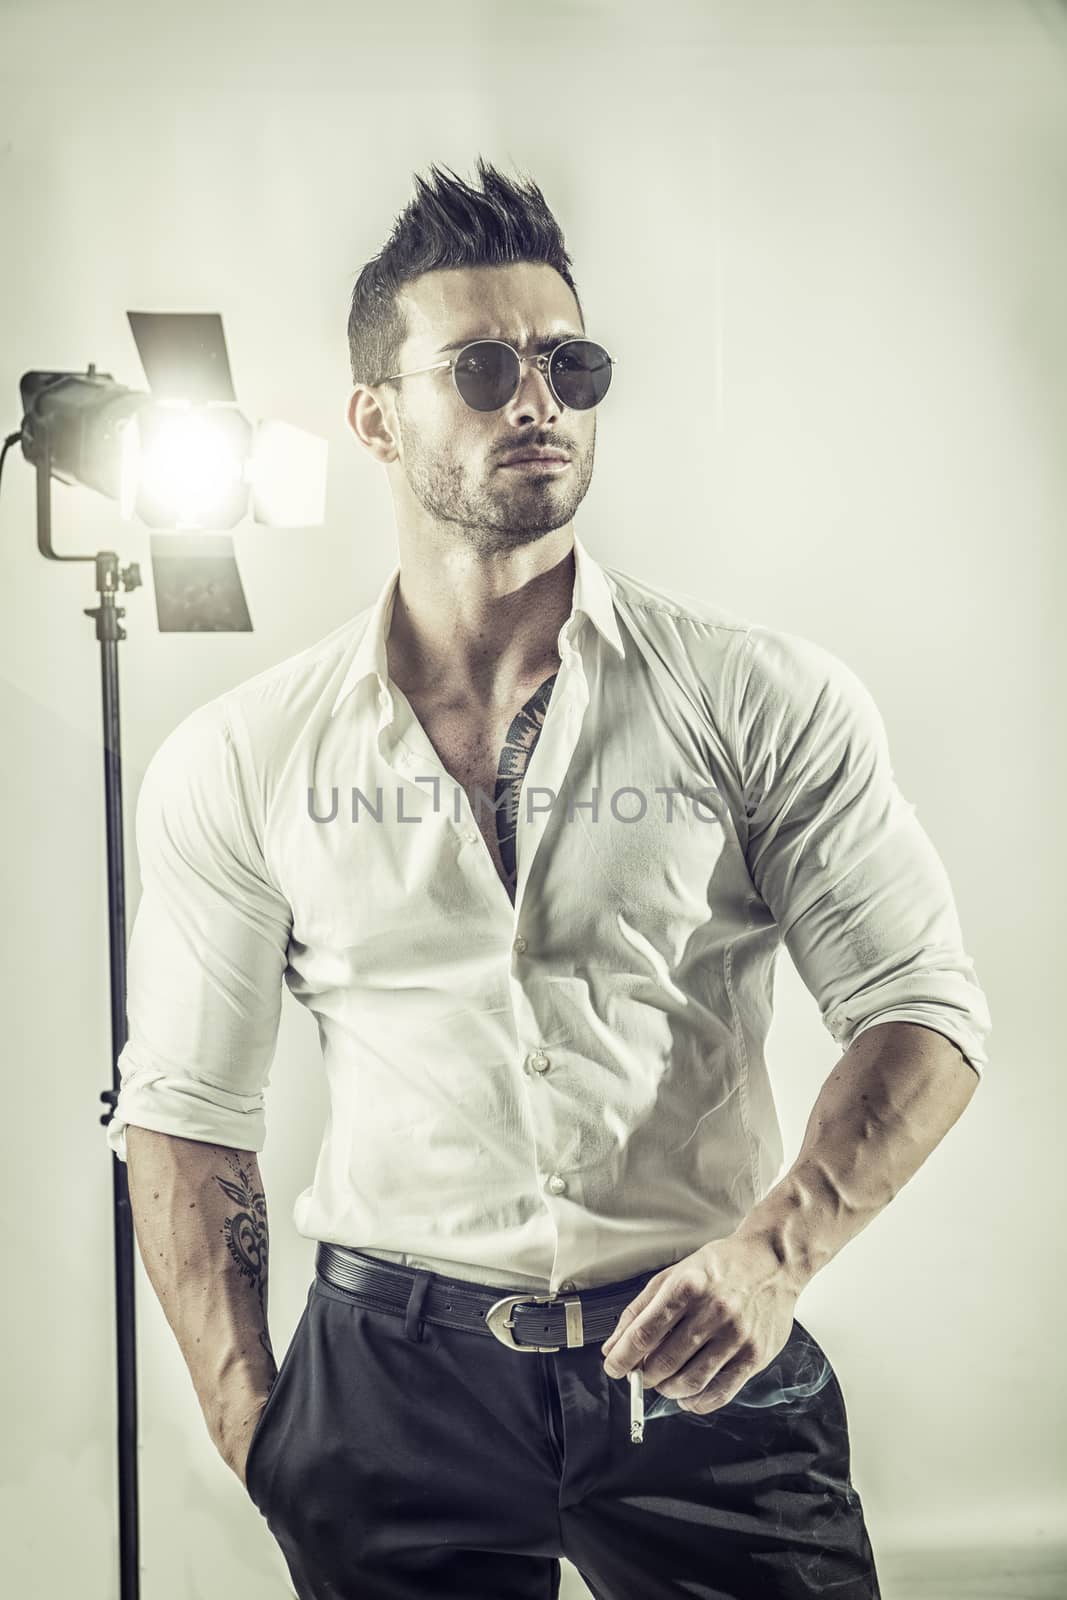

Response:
(386, 540), (576, 707)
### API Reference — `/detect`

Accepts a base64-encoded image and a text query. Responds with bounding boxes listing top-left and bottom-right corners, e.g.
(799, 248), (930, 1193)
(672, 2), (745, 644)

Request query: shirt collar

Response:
(329, 531), (625, 720)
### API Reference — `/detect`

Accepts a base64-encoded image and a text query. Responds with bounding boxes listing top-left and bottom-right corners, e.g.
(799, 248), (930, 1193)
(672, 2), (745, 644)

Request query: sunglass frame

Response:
(378, 338), (616, 412)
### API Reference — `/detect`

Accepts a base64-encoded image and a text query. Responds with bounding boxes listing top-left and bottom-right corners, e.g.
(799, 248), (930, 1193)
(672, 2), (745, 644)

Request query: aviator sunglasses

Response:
(378, 338), (616, 413)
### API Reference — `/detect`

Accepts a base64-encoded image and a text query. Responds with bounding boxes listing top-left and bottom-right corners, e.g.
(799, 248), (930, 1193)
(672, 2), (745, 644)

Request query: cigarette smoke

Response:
(642, 1334), (835, 1426)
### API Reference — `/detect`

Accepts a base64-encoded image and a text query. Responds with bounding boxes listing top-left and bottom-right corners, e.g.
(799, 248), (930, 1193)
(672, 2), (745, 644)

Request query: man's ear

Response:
(346, 386), (400, 465)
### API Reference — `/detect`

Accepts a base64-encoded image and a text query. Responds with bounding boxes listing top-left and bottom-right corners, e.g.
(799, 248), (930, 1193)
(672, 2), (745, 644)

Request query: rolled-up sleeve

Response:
(106, 699), (293, 1161)
(735, 626), (992, 1076)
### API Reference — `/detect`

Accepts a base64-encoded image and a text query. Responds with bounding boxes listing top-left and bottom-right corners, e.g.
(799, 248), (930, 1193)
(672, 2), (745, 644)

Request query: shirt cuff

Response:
(840, 1007), (987, 1076)
(105, 1052), (268, 1161)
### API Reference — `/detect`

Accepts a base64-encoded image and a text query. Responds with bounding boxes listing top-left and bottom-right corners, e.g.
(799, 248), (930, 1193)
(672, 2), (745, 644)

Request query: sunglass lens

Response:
(550, 341), (613, 410)
(453, 343), (520, 411)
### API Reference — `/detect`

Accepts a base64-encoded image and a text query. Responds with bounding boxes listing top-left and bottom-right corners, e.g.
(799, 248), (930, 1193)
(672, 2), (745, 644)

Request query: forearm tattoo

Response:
(496, 672), (557, 888)
(215, 1153), (273, 1362)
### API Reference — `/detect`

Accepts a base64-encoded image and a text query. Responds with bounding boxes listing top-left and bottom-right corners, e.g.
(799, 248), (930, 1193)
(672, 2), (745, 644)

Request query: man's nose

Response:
(506, 358), (560, 422)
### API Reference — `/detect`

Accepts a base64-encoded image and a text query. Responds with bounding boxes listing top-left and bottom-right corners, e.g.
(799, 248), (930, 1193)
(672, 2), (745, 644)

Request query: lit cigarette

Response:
(629, 1367), (644, 1443)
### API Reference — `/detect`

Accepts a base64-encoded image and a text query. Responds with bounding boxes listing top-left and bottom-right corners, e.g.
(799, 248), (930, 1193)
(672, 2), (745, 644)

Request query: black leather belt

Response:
(315, 1241), (662, 1353)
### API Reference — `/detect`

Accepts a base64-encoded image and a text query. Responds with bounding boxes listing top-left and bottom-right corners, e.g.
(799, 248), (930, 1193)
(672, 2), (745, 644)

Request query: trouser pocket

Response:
(244, 1286), (314, 1509)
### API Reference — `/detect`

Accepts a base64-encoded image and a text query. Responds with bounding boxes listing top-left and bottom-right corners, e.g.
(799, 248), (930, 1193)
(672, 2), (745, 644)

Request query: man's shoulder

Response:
(600, 562), (774, 709)
(603, 560), (755, 640)
(604, 564), (846, 677)
(146, 603), (376, 786)
(601, 561), (875, 740)
(220, 607), (373, 728)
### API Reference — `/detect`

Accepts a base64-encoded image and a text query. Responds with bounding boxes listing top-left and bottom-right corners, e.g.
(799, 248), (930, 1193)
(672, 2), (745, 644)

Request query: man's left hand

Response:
(599, 1231), (802, 1415)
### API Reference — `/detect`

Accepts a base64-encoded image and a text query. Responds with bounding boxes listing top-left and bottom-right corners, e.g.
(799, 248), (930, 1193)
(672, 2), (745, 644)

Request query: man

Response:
(109, 157), (991, 1600)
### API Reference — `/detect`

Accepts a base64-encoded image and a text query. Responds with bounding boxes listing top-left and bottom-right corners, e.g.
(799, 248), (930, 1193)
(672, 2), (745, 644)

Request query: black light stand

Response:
(33, 431), (144, 1600)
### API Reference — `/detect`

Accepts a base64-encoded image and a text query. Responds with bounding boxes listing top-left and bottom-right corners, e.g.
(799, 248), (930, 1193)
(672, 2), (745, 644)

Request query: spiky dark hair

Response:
(347, 156), (584, 389)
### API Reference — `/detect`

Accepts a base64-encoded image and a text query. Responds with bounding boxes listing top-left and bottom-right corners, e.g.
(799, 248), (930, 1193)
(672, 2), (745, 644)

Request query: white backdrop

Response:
(1, 2), (1063, 1596)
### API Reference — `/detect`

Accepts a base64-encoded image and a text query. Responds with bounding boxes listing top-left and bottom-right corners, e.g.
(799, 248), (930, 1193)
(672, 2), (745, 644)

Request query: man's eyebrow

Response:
(432, 331), (585, 357)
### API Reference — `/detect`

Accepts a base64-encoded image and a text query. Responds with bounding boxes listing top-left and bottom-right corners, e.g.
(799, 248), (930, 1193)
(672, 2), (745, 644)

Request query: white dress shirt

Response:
(107, 532), (991, 1294)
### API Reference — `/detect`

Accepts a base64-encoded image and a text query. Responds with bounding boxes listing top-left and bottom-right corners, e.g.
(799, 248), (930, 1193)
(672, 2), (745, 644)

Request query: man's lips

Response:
(499, 451), (572, 468)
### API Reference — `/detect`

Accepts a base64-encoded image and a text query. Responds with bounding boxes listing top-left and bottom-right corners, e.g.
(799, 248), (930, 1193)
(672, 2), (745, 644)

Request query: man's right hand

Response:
(239, 1394), (272, 1491)
(210, 1384), (275, 1490)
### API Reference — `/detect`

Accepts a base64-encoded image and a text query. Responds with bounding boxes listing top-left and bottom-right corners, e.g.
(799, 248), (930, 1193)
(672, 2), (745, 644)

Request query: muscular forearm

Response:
(125, 1125), (278, 1473)
(734, 1020), (979, 1292)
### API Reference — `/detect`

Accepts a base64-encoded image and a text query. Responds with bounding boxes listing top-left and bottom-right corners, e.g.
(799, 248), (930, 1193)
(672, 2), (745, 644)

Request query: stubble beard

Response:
(400, 426), (594, 551)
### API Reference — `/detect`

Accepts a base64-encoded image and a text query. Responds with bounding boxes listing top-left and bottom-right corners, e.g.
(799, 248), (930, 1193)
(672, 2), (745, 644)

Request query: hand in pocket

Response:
(220, 1385), (274, 1494)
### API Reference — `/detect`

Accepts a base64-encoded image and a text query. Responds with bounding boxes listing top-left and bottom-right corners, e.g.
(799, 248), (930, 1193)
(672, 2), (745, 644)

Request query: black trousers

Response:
(245, 1256), (882, 1599)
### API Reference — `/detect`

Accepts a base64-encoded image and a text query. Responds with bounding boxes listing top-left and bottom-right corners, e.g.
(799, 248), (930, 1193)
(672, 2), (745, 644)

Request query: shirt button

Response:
(513, 935), (527, 955)
(547, 1174), (567, 1195)
(527, 1050), (550, 1074)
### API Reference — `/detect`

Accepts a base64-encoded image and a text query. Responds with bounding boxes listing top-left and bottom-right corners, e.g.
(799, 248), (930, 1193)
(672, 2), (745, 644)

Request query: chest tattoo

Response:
(494, 672), (558, 887)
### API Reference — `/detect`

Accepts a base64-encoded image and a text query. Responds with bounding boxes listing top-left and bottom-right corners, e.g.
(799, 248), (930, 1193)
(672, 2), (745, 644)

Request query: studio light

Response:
(16, 311), (328, 630)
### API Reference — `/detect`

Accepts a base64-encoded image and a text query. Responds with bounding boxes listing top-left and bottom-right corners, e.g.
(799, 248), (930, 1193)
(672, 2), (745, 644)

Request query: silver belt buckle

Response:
(485, 1292), (585, 1352)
